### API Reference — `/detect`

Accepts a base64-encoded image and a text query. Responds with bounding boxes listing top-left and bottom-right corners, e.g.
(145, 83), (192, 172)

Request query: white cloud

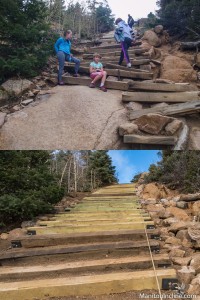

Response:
(109, 151), (137, 183)
(107, 0), (158, 20)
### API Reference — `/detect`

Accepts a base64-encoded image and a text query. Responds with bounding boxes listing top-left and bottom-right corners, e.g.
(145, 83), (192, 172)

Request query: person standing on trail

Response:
(114, 18), (134, 68)
(54, 30), (80, 86)
(89, 53), (107, 92)
(128, 14), (135, 29)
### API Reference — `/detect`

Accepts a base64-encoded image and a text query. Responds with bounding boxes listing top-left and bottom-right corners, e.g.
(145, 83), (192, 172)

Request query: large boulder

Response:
(142, 183), (172, 201)
(161, 55), (197, 83)
(0, 112), (6, 129)
(171, 256), (191, 266)
(0, 89), (9, 105)
(146, 203), (165, 218)
(154, 25), (164, 34)
(177, 266), (195, 285)
(187, 275), (200, 295)
(134, 114), (173, 135)
(165, 119), (183, 135)
(125, 102), (143, 111)
(142, 30), (162, 47)
(169, 222), (190, 233)
(190, 254), (200, 274)
(192, 201), (200, 217)
(1, 79), (34, 97)
(165, 236), (182, 246)
(118, 123), (139, 136)
(169, 248), (185, 258)
(166, 207), (190, 221)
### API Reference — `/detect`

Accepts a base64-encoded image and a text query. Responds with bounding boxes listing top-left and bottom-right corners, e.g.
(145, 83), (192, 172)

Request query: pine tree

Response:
(0, 0), (57, 83)
(0, 151), (64, 226)
(88, 151), (118, 187)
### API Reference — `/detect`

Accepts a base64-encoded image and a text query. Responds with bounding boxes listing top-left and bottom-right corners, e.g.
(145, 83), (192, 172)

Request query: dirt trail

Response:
(0, 86), (127, 150)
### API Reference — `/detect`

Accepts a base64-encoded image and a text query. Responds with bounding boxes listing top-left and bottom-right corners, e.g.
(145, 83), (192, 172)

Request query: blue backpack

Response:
(114, 28), (125, 43)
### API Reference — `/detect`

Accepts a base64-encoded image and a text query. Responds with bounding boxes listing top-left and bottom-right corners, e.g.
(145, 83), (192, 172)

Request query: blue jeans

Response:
(57, 51), (80, 82)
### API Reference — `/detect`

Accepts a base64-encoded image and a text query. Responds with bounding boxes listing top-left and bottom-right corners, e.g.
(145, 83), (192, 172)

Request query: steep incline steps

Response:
(0, 184), (177, 299)
(0, 269), (177, 300)
(0, 254), (171, 281)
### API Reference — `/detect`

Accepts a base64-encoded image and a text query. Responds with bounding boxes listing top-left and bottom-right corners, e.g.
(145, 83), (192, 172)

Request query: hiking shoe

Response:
(58, 81), (65, 86)
(100, 86), (107, 92)
(89, 83), (95, 88)
(127, 63), (132, 68)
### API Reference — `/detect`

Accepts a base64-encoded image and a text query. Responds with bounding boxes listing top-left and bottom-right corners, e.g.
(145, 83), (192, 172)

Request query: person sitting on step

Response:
(114, 18), (134, 68)
(89, 53), (107, 92)
(54, 30), (80, 86)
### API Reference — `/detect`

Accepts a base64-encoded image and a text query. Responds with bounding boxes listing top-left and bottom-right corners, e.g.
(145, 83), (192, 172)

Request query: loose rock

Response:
(177, 266), (195, 285)
(0, 112), (6, 128)
(135, 114), (173, 135)
(165, 119), (183, 135)
(118, 123), (139, 136)
(1, 79), (34, 97)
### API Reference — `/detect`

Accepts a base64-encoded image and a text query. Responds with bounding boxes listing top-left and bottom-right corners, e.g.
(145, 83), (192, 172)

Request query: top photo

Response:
(0, 0), (200, 150)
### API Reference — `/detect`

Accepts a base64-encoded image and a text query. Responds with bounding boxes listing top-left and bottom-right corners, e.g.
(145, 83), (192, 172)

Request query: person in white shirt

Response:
(115, 18), (134, 68)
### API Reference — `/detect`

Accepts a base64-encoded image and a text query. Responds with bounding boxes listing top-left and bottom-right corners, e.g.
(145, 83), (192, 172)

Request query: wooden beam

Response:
(105, 63), (150, 73)
(124, 134), (176, 145)
(122, 91), (200, 103)
(129, 100), (200, 120)
(128, 82), (198, 92)
(83, 49), (146, 58)
(66, 65), (153, 80)
(62, 75), (130, 91)
(88, 44), (121, 51)
(0, 240), (159, 260)
(82, 58), (150, 66)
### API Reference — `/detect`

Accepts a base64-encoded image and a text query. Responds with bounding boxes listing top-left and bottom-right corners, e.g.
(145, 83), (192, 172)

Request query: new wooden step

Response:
(37, 217), (151, 226)
(0, 269), (177, 300)
(0, 254), (171, 281)
(11, 229), (159, 248)
(25, 221), (154, 234)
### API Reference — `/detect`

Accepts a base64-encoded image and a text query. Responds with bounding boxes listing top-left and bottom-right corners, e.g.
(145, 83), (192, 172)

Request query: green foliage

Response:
(157, 0), (200, 38)
(96, 3), (115, 33)
(88, 151), (118, 186)
(0, 151), (64, 225)
(145, 151), (200, 193)
(0, 0), (58, 83)
(131, 173), (143, 183)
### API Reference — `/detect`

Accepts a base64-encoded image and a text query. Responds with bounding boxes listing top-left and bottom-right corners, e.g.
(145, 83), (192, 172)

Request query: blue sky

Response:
(109, 150), (161, 183)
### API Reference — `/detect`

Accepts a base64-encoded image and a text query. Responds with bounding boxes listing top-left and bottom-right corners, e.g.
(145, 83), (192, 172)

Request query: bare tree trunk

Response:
(59, 159), (69, 187)
(68, 157), (72, 194)
(74, 155), (77, 193)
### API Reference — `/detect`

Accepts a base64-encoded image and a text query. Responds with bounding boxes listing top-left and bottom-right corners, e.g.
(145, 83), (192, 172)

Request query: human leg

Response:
(57, 51), (65, 83)
(70, 56), (81, 75)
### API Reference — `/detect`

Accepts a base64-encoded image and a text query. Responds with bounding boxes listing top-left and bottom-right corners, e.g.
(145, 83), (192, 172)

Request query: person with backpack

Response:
(114, 18), (134, 68)
(54, 30), (80, 85)
(128, 14), (135, 29)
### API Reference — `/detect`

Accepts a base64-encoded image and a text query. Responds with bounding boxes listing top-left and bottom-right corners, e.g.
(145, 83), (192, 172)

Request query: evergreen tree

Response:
(96, 2), (115, 33)
(88, 151), (118, 186)
(0, 151), (64, 226)
(144, 151), (200, 193)
(0, 0), (57, 83)
(157, 0), (200, 38)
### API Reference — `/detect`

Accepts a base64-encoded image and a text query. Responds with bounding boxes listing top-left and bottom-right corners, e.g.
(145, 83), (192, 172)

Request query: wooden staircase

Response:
(0, 184), (178, 299)
(61, 35), (199, 149)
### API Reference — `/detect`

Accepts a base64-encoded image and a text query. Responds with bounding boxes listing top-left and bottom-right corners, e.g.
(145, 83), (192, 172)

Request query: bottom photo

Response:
(0, 150), (199, 300)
